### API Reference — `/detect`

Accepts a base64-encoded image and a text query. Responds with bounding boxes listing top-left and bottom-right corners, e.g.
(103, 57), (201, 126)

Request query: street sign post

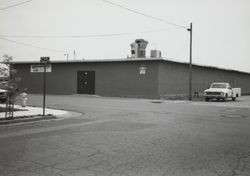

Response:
(40, 57), (50, 116)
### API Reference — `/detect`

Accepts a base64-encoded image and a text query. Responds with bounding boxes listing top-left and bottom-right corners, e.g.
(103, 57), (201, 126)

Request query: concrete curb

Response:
(0, 105), (84, 126)
(0, 115), (55, 125)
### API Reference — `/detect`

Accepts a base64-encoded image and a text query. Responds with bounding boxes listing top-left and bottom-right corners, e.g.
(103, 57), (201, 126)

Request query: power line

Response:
(0, 0), (33, 11)
(0, 27), (183, 53)
(173, 41), (188, 59)
(0, 37), (71, 53)
(0, 27), (182, 38)
(101, 0), (188, 29)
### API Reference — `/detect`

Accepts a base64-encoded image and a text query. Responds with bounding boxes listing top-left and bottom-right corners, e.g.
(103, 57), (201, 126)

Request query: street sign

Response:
(40, 57), (50, 63)
(30, 65), (52, 72)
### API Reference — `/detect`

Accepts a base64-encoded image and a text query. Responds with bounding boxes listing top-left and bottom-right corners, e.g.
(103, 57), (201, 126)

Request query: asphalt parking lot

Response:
(0, 94), (250, 176)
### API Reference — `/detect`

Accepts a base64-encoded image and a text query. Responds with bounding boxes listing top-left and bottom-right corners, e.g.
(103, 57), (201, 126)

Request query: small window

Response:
(140, 51), (145, 56)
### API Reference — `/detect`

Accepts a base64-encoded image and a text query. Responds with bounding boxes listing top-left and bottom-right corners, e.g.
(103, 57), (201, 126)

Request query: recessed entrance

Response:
(77, 71), (95, 94)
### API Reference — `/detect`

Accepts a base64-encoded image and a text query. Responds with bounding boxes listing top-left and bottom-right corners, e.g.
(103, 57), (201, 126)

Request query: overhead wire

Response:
(101, 0), (188, 29)
(0, 27), (182, 53)
(173, 42), (188, 59)
(0, 37), (71, 53)
(0, 0), (33, 11)
(0, 0), (188, 55)
(0, 27), (182, 38)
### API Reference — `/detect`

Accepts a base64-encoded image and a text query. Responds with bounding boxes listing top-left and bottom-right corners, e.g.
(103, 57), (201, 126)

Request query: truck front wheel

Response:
(232, 97), (236, 101)
(222, 94), (228, 102)
(205, 97), (210, 102)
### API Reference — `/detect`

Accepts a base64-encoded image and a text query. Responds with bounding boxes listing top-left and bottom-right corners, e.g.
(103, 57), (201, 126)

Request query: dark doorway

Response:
(77, 71), (95, 94)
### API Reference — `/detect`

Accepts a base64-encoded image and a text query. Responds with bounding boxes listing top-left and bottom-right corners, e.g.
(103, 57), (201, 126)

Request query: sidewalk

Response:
(0, 104), (68, 119)
(0, 104), (80, 125)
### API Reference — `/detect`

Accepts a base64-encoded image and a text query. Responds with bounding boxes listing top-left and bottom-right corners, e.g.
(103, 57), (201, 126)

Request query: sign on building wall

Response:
(30, 65), (52, 73)
(139, 65), (146, 74)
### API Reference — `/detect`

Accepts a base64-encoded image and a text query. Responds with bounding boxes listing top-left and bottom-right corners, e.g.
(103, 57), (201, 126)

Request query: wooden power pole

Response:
(188, 23), (193, 101)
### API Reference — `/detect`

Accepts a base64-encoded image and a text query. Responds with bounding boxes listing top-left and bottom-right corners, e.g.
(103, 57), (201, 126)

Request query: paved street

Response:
(0, 95), (250, 176)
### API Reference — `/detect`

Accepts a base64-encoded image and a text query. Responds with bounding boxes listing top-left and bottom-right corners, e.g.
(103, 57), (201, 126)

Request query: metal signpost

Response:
(40, 57), (50, 116)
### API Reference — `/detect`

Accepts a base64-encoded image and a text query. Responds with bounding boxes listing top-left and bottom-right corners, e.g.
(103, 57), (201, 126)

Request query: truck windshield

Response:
(210, 83), (227, 88)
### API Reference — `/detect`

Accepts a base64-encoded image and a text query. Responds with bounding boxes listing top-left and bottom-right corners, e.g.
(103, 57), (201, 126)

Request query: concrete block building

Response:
(12, 58), (250, 99)
(11, 39), (250, 99)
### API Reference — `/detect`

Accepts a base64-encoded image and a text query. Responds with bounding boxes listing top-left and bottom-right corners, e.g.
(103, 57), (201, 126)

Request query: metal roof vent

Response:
(130, 39), (148, 58)
(150, 50), (162, 58)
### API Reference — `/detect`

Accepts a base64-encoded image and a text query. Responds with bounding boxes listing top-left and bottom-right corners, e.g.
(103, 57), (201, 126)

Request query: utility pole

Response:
(73, 50), (76, 60)
(187, 23), (193, 101)
(64, 53), (69, 60)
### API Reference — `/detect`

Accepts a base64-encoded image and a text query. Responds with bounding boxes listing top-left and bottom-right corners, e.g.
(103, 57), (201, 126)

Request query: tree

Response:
(0, 54), (11, 80)
(1, 54), (19, 118)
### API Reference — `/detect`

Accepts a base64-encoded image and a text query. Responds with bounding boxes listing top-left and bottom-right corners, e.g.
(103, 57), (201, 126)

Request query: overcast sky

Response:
(0, 0), (249, 72)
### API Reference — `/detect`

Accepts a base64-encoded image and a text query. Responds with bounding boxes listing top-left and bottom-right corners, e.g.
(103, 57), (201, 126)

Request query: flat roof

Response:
(12, 57), (163, 64)
(11, 57), (250, 75)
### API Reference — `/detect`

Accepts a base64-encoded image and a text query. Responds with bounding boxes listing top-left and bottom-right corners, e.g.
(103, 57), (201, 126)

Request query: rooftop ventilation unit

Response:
(130, 39), (148, 58)
(150, 50), (162, 58)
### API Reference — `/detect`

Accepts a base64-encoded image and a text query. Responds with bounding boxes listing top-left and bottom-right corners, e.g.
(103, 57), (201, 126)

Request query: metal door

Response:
(77, 71), (95, 94)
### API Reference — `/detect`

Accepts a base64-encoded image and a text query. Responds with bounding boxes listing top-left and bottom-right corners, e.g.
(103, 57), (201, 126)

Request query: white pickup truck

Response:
(204, 82), (241, 102)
